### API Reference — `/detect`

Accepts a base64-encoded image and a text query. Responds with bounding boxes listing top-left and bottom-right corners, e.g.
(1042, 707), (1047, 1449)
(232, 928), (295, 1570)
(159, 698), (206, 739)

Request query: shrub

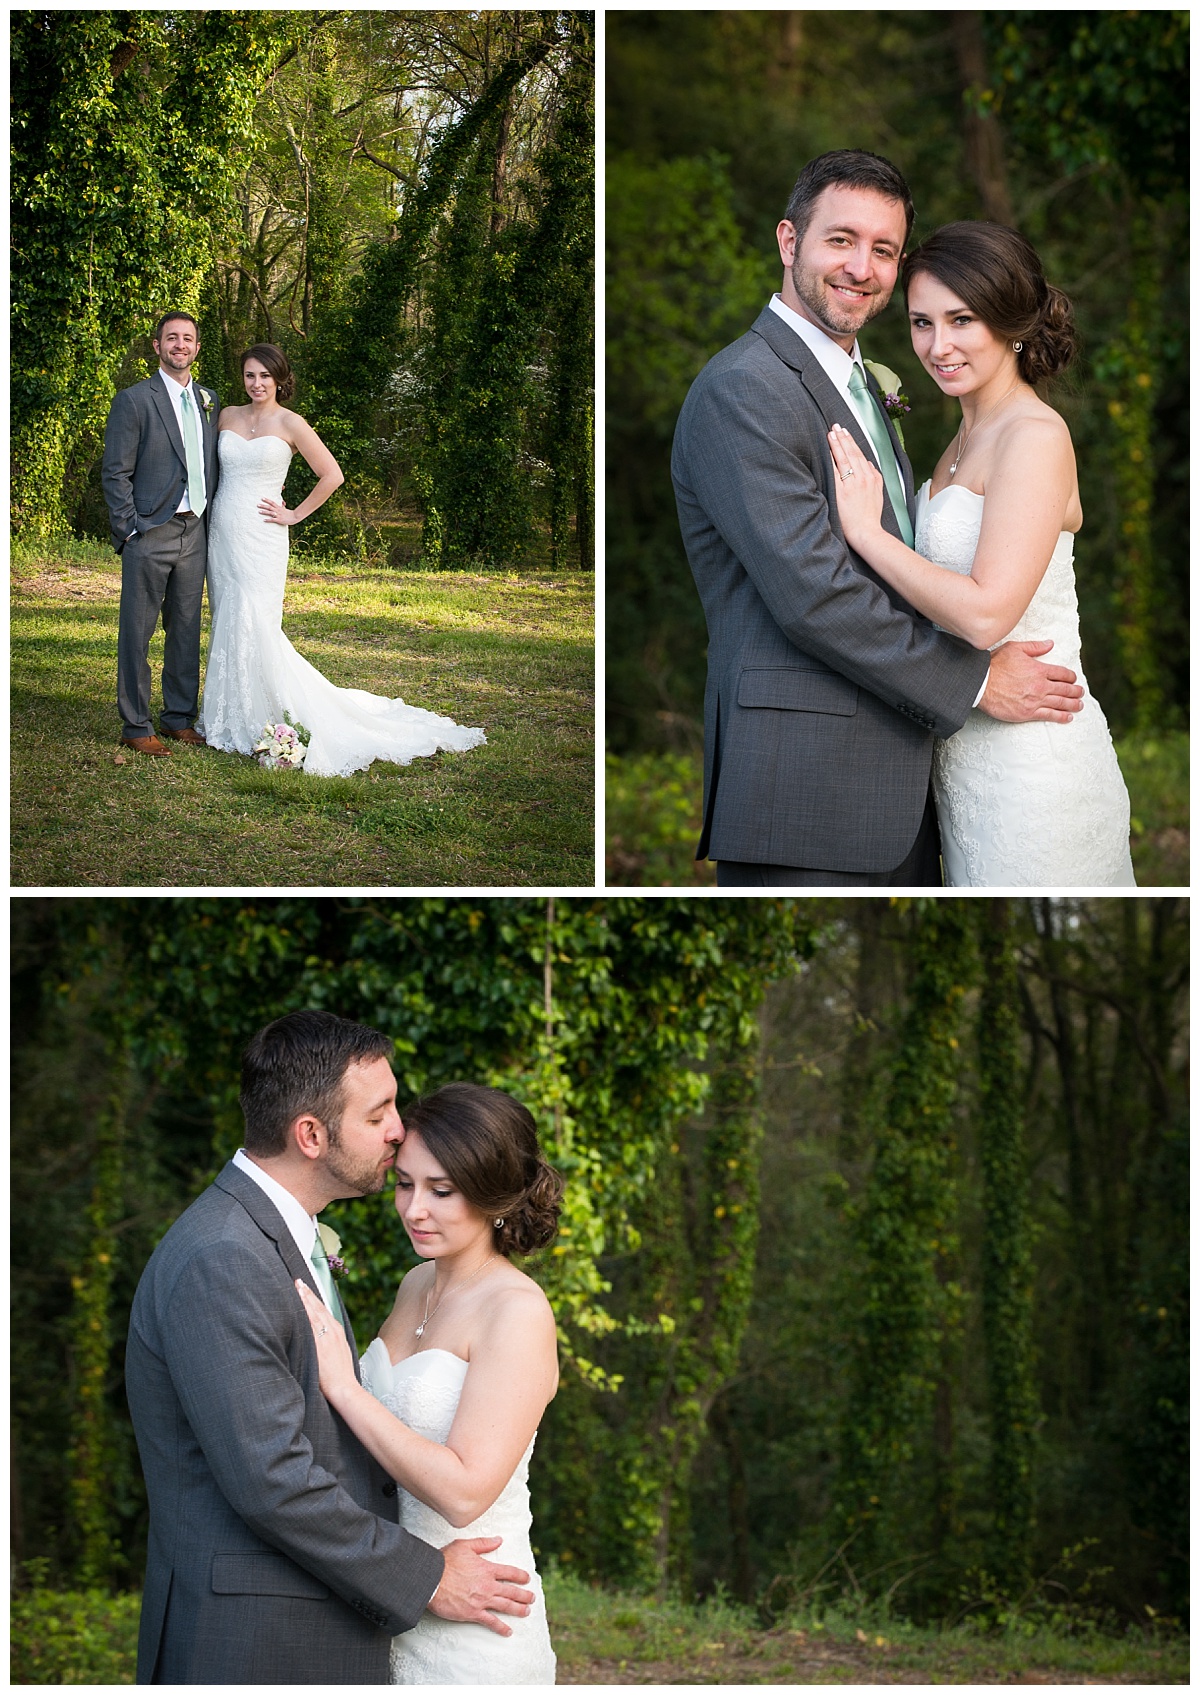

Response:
(10, 1573), (140, 1685)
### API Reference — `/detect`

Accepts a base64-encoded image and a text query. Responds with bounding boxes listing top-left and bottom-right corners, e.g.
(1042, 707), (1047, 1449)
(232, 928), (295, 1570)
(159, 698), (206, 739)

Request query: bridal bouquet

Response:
(254, 712), (310, 770)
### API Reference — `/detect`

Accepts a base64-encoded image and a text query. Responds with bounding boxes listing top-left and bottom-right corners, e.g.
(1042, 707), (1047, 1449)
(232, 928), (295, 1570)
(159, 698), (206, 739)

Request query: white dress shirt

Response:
(232, 1147), (338, 1316)
(767, 292), (886, 466)
(767, 293), (989, 708)
(158, 366), (206, 513)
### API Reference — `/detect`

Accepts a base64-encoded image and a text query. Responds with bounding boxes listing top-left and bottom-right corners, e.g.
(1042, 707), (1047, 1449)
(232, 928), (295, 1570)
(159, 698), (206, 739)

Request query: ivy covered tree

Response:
(11, 10), (292, 538)
(12, 896), (810, 1590)
(835, 902), (974, 1581)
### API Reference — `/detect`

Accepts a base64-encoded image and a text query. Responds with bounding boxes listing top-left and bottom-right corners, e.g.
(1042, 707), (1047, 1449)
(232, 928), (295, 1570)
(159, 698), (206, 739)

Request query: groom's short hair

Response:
(240, 1010), (394, 1155)
(784, 150), (915, 248)
(153, 310), (200, 343)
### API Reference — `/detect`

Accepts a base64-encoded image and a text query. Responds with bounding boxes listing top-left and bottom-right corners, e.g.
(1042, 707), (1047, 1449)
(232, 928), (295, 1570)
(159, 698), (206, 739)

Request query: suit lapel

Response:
(751, 308), (913, 541)
(148, 374), (187, 471)
(214, 1162), (363, 1381)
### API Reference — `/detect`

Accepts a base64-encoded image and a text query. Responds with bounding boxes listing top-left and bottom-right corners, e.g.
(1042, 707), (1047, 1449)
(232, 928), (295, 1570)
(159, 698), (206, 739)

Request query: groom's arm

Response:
(100, 388), (142, 552)
(158, 1240), (445, 1635)
(676, 361), (989, 737)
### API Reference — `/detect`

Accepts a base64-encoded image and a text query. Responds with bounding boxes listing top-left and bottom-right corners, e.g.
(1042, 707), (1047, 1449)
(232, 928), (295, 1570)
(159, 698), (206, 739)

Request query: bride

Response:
(828, 221), (1135, 887)
(198, 343), (485, 776)
(296, 1083), (561, 1684)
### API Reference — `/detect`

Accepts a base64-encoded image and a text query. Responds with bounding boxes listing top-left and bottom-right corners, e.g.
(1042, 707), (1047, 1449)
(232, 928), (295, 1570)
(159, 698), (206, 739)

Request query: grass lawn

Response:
(12, 540), (594, 888)
(605, 734), (1188, 888)
(13, 1572), (1185, 1684)
(546, 1569), (1189, 1684)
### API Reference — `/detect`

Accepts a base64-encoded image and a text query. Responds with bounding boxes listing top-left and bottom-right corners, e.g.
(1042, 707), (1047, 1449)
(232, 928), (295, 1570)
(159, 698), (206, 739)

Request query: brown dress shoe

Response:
(160, 727), (207, 746)
(121, 735), (171, 757)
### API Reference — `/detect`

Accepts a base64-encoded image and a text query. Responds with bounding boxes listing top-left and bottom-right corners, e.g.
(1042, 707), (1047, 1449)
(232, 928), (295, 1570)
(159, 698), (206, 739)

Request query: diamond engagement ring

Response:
(318, 1325), (329, 1336)
(843, 468), (855, 478)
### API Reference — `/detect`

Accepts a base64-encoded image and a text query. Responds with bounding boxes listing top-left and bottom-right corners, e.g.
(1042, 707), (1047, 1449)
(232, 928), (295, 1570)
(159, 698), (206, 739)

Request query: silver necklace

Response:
(949, 380), (1021, 477)
(415, 1256), (498, 1339)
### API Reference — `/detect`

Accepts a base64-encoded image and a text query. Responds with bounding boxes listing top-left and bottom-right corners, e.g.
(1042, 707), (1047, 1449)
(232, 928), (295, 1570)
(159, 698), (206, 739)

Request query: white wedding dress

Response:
(916, 481), (1135, 887)
(198, 433), (486, 775)
(360, 1339), (556, 1686)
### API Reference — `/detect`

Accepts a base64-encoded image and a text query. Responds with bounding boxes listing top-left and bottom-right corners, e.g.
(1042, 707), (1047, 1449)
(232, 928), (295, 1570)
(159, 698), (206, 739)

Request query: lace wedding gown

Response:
(360, 1340), (556, 1685)
(198, 433), (486, 775)
(916, 481), (1135, 887)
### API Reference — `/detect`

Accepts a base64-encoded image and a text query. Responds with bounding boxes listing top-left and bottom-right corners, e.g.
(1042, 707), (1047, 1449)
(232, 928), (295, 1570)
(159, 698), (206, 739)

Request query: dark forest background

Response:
(11, 896), (1188, 1632)
(605, 11), (1188, 882)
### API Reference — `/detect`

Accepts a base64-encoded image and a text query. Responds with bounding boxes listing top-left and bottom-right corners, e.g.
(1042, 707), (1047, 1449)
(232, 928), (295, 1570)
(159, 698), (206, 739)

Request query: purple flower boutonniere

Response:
(864, 360), (911, 450)
(318, 1223), (346, 1279)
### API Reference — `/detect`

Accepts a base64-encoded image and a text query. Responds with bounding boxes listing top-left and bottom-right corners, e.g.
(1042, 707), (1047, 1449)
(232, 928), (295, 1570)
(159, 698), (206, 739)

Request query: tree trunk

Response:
(951, 12), (1014, 223)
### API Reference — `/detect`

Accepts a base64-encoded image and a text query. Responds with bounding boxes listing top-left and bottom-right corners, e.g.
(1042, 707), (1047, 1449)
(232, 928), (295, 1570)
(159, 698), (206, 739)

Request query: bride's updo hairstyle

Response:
(242, 342), (296, 403)
(402, 1083), (564, 1258)
(902, 222), (1076, 385)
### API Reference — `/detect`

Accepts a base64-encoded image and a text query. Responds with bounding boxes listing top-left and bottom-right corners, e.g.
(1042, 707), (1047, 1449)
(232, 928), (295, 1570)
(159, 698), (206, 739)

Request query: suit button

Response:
(383, 1481), (397, 1497)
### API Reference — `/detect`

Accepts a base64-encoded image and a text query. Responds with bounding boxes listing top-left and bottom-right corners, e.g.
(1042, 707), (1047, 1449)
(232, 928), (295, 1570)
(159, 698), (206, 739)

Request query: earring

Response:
(495, 1217), (505, 1228)
(1013, 340), (1023, 352)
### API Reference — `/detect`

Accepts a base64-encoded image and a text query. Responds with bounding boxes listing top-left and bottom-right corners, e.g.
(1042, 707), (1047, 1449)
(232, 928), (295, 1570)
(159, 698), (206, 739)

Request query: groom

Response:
(672, 149), (1083, 885)
(126, 1010), (534, 1684)
(101, 311), (219, 756)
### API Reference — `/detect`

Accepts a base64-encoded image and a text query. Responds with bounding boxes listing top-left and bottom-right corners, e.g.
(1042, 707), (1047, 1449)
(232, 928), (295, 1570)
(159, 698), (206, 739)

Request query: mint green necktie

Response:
(310, 1233), (343, 1323)
(179, 387), (207, 517)
(847, 363), (913, 546)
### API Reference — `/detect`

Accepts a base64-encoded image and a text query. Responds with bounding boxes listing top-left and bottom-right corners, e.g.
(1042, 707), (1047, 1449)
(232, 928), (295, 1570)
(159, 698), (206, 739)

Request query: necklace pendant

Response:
(414, 1321), (425, 1338)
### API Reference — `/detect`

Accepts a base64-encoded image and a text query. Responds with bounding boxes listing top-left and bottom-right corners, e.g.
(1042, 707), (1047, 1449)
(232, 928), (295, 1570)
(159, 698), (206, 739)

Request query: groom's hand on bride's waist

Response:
(427, 1534), (534, 1636)
(979, 639), (1085, 725)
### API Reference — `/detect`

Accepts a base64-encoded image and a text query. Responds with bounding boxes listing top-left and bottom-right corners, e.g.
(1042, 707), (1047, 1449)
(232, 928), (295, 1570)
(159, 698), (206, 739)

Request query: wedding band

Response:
(318, 1325), (329, 1336)
(843, 469), (855, 478)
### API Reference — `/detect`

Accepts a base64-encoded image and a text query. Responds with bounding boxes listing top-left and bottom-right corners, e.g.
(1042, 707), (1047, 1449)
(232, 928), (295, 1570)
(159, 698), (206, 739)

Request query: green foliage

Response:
(606, 151), (774, 747)
(10, 1567), (140, 1684)
(986, 14), (1188, 735)
(68, 1044), (132, 1587)
(10, 11), (290, 537)
(13, 898), (811, 1591)
(976, 901), (1038, 1596)
(605, 749), (713, 885)
(15, 12), (594, 569)
(836, 904), (974, 1568)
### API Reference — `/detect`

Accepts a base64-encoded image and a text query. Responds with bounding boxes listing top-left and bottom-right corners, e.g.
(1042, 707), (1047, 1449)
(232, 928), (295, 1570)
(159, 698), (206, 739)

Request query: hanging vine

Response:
(835, 902), (974, 1574)
(976, 899), (1039, 1597)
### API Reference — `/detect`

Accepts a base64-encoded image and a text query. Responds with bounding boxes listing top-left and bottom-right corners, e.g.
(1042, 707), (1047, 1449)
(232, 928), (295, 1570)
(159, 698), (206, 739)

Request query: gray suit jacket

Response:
(672, 306), (990, 873)
(101, 372), (221, 552)
(126, 1163), (444, 1685)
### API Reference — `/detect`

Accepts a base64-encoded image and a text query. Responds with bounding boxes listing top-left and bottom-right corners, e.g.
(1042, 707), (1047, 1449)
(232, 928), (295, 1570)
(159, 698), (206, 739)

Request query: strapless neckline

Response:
(219, 431), (291, 451)
(379, 1344), (468, 1375)
(922, 479), (982, 505)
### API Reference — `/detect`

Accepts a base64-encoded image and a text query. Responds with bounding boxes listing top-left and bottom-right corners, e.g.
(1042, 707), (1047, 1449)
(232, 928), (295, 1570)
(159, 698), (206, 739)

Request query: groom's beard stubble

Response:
(791, 257), (891, 339)
(324, 1133), (394, 1198)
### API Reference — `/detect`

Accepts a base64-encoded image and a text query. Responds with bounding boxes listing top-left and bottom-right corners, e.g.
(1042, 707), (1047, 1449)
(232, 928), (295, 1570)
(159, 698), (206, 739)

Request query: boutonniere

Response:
(194, 384), (216, 421)
(863, 360), (910, 449)
(317, 1222), (346, 1279)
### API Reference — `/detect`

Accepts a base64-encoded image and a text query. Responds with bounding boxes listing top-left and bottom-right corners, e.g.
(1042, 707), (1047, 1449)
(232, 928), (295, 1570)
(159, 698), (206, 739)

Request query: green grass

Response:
(12, 539), (594, 887)
(544, 1568), (1189, 1684)
(11, 1571), (1185, 1684)
(606, 734), (1188, 888)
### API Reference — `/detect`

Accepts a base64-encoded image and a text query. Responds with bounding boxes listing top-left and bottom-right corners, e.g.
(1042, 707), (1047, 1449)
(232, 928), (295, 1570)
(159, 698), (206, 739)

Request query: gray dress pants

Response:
(117, 512), (206, 739)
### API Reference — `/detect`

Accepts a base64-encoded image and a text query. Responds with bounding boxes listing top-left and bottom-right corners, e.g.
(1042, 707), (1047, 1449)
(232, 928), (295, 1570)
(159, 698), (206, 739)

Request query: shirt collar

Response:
(233, 1147), (317, 1260)
(158, 367), (192, 401)
(767, 292), (864, 392)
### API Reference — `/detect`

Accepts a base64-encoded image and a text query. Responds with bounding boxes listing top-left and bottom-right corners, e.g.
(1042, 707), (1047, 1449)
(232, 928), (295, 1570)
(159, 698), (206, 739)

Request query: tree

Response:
(11, 11), (290, 538)
(985, 11), (1189, 730)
